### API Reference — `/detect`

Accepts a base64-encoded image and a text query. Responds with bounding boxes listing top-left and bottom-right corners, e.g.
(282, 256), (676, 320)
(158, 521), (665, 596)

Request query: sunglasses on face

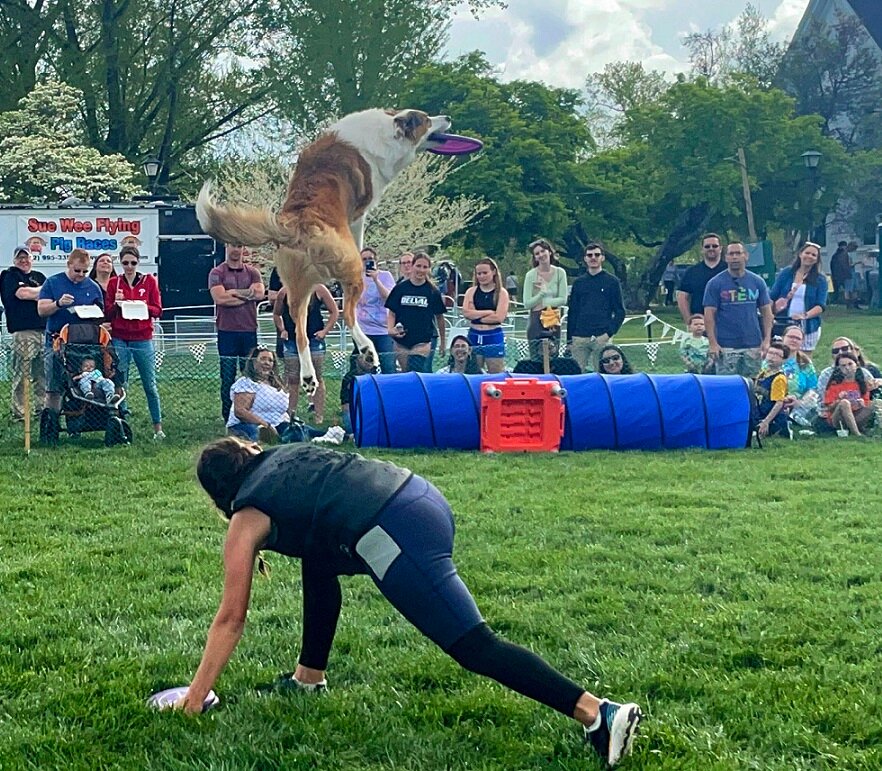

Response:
(71, 268), (88, 274)
(120, 260), (138, 266)
(703, 244), (720, 250)
(600, 354), (622, 364)
(831, 346), (853, 355)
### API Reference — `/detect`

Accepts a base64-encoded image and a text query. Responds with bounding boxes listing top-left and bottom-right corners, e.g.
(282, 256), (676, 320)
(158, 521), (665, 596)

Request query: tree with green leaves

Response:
(0, 81), (139, 202)
(266, 0), (503, 137)
(572, 79), (848, 308)
(1, 0), (274, 189)
(777, 10), (882, 152)
(400, 53), (595, 255)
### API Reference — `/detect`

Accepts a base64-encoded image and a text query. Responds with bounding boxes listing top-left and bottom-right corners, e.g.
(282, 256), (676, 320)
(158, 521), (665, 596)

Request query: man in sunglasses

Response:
(703, 241), (772, 377)
(565, 243), (625, 372)
(676, 233), (726, 325)
(36, 248), (106, 413)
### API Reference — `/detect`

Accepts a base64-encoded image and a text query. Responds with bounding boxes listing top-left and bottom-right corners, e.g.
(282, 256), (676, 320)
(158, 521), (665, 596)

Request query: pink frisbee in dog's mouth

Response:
(426, 133), (484, 156)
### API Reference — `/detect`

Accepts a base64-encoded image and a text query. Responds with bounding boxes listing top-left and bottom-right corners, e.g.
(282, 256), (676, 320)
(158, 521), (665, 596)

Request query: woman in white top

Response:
(227, 347), (292, 442)
(523, 239), (568, 361)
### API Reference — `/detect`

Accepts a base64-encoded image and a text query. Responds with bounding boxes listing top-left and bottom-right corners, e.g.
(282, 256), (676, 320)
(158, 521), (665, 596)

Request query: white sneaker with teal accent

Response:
(584, 699), (642, 767)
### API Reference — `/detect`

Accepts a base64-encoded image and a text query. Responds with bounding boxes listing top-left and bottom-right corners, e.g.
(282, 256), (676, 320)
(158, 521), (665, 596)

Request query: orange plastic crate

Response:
(480, 378), (566, 453)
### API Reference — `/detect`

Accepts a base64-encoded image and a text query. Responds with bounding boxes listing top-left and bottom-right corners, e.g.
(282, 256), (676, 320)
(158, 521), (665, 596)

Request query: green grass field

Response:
(1, 309), (881, 769)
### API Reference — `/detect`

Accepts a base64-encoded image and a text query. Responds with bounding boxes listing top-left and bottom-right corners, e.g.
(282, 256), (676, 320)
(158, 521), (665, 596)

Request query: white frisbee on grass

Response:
(147, 686), (219, 712)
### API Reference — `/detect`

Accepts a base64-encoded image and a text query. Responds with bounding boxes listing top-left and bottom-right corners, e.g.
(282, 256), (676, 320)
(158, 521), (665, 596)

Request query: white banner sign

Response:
(1, 208), (159, 272)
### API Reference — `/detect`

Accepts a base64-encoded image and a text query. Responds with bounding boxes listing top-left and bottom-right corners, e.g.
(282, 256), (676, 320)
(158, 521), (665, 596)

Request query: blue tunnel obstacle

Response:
(351, 372), (753, 451)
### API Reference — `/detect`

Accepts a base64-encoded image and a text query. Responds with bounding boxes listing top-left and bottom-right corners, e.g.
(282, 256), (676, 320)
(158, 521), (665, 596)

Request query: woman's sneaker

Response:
(584, 699), (643, 767)
(256, 672), (327, 695)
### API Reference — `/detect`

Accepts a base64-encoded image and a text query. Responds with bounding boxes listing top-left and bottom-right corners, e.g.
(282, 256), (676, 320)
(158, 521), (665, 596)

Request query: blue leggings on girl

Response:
(352, 475), (585, 716)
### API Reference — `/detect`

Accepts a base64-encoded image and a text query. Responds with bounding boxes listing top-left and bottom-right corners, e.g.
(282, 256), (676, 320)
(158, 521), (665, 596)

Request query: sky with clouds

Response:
(445, 0), (811, 88)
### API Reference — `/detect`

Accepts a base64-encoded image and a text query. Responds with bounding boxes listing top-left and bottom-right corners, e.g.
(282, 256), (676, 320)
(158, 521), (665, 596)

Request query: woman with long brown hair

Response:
(523, 239), (568, 361)
(462, 257), (509, 373)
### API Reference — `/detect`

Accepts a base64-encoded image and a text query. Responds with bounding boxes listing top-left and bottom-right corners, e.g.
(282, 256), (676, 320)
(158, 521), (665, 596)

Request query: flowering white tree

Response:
(210, 149), (487, 267)
(0, 82), (140, 203)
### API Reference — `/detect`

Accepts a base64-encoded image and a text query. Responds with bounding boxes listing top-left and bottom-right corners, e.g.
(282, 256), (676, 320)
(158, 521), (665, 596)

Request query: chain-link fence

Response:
(0, 311), (692, 449)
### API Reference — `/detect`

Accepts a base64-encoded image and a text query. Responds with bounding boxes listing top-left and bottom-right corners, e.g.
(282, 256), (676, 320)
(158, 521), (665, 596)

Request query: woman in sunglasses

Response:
(595, 344), (635, 375)
(105, 245), (165, 440)
(815, 337), (881, 402)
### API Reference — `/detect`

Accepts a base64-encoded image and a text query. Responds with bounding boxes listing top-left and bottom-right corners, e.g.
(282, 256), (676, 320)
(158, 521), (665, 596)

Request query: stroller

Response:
(39, 323), (133, 447)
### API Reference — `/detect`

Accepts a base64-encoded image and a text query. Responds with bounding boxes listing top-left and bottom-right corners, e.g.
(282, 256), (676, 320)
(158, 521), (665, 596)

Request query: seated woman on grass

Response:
(596, 344), (636, 375)
(780, 325), (819, 426)
(227, 347), (323, 444)
(816, 336), (881, 399)
(176, 437), (643, 768)
(437, 334), (483, 374)
(821, 352), (874, 437)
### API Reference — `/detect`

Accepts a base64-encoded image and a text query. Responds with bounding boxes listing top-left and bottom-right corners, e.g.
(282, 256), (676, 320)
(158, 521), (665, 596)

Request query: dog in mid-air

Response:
(195, 108), (452, 395)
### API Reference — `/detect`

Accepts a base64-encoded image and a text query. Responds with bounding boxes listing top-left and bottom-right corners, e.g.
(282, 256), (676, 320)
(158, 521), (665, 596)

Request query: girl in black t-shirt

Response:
(384, 252), (446, 373)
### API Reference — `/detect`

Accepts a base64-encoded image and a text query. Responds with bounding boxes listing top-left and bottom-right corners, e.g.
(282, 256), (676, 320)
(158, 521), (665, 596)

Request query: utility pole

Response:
(737, 147), (758, 242)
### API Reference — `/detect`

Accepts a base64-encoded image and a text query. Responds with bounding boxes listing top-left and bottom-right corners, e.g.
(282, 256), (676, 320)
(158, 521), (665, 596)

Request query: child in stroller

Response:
(39, 323), (132, 446)
(73, 356), (116, 403)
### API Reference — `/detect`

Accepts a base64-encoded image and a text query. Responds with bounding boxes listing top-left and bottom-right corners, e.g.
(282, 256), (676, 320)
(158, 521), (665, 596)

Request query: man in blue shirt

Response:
(37, 248), (105, 412)
(703, 241), (773, 377)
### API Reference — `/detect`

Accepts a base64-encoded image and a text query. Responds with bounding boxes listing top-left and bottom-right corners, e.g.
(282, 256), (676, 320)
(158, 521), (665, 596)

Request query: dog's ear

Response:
(393, 110), (424, 140)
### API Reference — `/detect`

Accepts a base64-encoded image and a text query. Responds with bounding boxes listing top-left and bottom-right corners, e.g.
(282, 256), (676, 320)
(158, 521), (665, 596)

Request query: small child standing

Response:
(679, 314), (710, 373)
(755, 342), (790, 438)
(73, 357), (116, 403)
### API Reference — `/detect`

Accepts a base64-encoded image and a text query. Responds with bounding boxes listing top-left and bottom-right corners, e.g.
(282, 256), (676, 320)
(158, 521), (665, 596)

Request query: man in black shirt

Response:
(566, 243), (626, 372)
(676, 233), (725, 325)
(0, 246), (46, 420)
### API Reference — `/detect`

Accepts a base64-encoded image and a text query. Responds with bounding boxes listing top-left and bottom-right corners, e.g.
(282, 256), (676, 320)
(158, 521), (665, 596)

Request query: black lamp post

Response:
(801, 150), (822, 240)
(142, 155), (161, 194)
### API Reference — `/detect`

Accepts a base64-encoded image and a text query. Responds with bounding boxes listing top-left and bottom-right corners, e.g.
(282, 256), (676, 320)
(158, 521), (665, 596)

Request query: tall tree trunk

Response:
(636, 202), (711, 309)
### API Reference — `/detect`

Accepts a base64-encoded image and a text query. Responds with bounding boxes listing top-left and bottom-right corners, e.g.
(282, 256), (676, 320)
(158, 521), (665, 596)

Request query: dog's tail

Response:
(195, 182), (293, 248)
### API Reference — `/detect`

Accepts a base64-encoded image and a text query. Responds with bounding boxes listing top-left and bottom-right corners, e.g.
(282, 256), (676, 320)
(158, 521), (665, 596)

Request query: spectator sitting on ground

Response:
(227, 346), (326, 444)
(679, 314), (711, 373)
(340, 351), (375, 435)
(755, 342), (790, 438)
(822, 352), (874, 436)
(596, 344), (635, 375)
(437, 334), (483, 374)
(779, 325), (819, 426)
(816, 337), (882, 401)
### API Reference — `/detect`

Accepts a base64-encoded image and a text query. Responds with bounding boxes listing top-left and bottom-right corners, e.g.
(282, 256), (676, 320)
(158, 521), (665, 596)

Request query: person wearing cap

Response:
(0, 246), (47, 420)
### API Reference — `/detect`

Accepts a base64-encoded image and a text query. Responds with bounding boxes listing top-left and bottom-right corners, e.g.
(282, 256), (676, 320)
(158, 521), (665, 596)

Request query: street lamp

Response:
(142, 155), (161, 194)
(801, 150), (822, 241)
(801, 150), (822, 170)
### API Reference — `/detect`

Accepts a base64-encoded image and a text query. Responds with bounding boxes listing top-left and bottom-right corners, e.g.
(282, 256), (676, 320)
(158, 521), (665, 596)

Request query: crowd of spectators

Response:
(2, 231), (881, 445)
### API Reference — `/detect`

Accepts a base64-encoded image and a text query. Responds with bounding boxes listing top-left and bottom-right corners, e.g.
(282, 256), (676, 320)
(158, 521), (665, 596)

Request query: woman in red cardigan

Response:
(104, 245), (165, 440)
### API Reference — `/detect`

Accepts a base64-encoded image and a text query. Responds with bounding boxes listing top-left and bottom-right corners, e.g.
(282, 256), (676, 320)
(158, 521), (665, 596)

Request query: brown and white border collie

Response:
(196, 108), (451, 394)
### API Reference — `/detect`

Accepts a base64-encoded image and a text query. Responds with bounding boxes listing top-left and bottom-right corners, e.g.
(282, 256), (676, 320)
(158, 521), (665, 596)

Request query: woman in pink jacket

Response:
(104, 245), (165, 440)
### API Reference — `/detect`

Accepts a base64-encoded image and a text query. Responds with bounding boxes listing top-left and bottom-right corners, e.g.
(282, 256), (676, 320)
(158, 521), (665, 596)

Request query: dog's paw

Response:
(301, 376), (318, 397)
(360, 346), (378, 368)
